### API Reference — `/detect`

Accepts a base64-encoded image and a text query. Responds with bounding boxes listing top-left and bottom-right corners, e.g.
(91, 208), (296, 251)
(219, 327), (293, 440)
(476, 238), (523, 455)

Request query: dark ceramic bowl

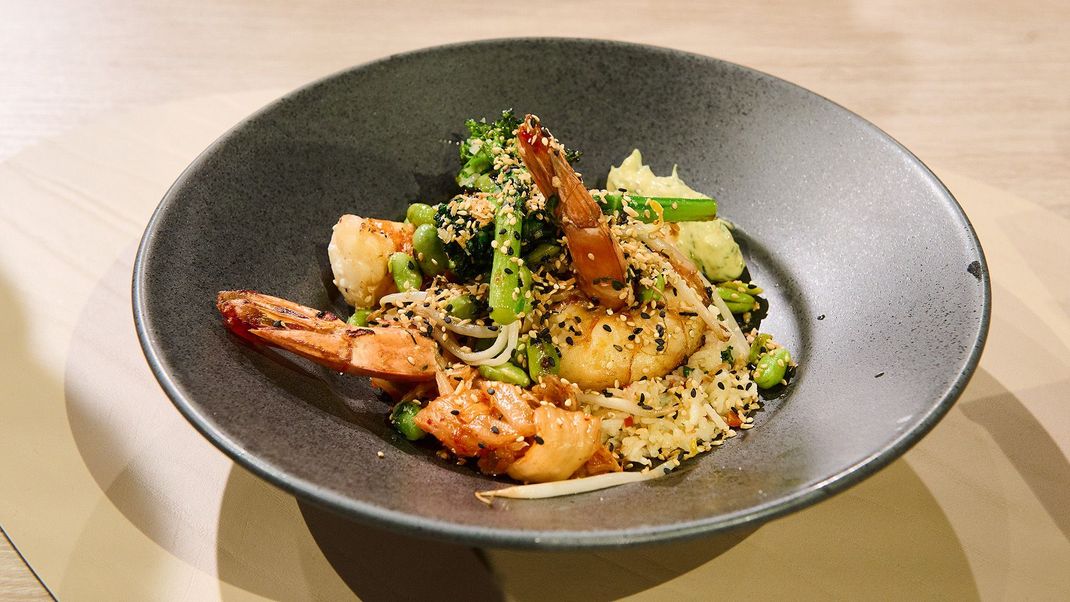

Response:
(133, 39), (989, 548)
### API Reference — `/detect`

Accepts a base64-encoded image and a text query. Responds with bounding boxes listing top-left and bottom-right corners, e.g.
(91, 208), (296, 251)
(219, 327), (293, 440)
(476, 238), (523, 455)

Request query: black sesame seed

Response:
(613, 344), (623, 352)
(640, 312), (651, 320)
(565, 336), (574, 345)
(602, 324), (613, 332)
(450, 409), (460, 416)
(717, 382), (726, 390)
(487, 388), (496, 395)
(534, 436), (545, 445)
(490, 426), (500, 434)
(272, 320), (284, 327)
(690, 389), (697, 398)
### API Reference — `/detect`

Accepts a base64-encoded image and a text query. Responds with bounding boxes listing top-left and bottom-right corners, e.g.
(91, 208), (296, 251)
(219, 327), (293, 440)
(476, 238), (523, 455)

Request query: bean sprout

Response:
(475, 461), (677, 503)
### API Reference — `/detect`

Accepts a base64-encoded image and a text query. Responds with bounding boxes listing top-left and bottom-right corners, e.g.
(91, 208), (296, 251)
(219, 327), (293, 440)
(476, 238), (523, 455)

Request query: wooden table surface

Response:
(2, 1), (1068, 599)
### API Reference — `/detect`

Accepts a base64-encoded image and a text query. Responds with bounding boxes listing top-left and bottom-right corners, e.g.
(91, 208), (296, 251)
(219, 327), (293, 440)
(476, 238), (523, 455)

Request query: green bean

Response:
(445, 294), (478, 319)
(413, 224), (449, 276)
(753, 348), (791, 389)
(488, 198), (525, 325)
(639, 274), (666, 304)
(405, 203), (437, 227)
(524, 241), (561, 267)
(748, 333), (772, 365)
(388, 252), (423, 292)
(478, 362), (531, 387)
(347, 308), (373, 327)
(526, 337), (561, 381)
(390, 400), (426, 441)
(594, 192), (717, 223)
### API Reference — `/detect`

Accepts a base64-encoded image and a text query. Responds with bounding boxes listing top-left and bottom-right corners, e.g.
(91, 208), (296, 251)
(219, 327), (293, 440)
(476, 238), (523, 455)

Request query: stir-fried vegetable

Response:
(405, 202), (437, 227)
(594, 192), (718, 223)
(457, 111), (521, 191)
(525, 335), (561, 381)
(478, 362), (531, 387)
(388, 252), (423, 292)
(413, 224), (449, 276)
(347, 308), (373, 327)
(488, 197), (527, 325)
(754, 348), (791, 389)
(390, 400), (426, 441)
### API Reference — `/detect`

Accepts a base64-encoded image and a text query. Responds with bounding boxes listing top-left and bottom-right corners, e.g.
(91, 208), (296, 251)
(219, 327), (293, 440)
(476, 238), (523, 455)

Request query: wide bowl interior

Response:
(135, 39), (988, 547)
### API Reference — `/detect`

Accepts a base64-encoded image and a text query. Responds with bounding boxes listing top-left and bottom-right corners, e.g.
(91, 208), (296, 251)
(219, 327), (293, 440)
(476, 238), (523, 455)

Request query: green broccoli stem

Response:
(593, 192), (717, 222)
(488, 197), (527, 325)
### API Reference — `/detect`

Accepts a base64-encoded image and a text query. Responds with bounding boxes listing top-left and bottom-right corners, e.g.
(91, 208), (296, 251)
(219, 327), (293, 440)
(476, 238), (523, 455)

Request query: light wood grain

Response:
(1, 0), (1067, 217)
(0, 530), (50, 601)
(2, 0), (1069, 598)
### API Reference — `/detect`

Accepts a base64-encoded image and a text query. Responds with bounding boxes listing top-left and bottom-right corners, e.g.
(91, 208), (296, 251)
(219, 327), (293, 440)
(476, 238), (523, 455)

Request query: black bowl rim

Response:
(132, 37), (991, 549)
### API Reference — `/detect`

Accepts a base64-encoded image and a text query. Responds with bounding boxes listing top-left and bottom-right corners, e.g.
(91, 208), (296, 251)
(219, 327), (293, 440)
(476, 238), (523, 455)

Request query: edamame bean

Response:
(724, 299), (755, 314)
(405, 203), (437, 227)
(388, 252), (423, 292)
(753, 348), (791, 389)
(720, 280), (764, 296)
(717, 286), (756, 306)
(390, 400), (426, 441)
(413, 224), (449, 276)
(478, 362), (531, 387)
(445, 294), (478, 319)
(747, 333), (772, 364)
(347, 308), (373, 327)
(526, 337), (561, 381)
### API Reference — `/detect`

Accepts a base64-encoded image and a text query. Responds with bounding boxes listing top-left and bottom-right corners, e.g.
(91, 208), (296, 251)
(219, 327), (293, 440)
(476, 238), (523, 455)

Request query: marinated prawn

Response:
(217, 110), (795, 501)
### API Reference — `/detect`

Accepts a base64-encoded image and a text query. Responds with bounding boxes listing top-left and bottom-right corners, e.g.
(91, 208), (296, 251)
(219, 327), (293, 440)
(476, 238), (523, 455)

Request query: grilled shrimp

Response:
(329, 215), (414, 308)
(517, 115), (630, 309)
(217, 290), (437, 381)
(547, 301), (705, 391)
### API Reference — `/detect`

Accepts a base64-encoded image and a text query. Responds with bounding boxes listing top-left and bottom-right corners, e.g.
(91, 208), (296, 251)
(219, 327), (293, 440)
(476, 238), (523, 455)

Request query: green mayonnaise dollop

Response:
(606, 149), (745, 281)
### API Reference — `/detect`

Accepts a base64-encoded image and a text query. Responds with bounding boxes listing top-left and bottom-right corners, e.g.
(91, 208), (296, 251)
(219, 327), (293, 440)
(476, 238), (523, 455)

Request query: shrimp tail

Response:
(217, 290), (438, 381)
(517, 115), (630, 309)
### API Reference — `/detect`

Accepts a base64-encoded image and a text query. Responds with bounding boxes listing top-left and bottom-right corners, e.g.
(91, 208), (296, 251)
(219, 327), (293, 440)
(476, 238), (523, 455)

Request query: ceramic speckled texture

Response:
(133, 39), (990, 548)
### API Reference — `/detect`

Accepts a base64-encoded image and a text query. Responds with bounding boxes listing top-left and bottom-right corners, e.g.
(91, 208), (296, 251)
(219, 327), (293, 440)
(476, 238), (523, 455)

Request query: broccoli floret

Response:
(456, 110), (520, 191)
(434, 200), (494, 279)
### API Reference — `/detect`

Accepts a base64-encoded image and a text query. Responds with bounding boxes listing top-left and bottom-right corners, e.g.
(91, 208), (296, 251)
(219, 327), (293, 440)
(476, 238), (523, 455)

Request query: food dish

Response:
(215, 111), (796, 499)
(133, 39), (989, 547)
